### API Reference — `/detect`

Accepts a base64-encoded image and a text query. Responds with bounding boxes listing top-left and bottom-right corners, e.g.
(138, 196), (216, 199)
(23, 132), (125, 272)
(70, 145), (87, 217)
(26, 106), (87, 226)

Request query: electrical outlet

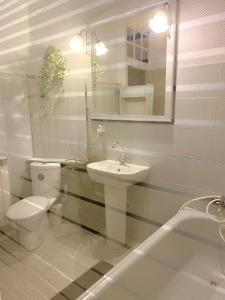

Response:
(96, 124), (104, 134)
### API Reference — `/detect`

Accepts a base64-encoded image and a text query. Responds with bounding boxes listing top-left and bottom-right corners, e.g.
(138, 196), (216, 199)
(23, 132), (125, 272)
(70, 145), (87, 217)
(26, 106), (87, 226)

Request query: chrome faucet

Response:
(112, 141), (127, 165)
(214, 195), (225, 210)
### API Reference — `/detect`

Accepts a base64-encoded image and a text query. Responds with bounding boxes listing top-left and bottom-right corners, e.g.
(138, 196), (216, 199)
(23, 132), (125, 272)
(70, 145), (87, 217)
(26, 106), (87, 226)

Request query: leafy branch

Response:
(39, 46), (66, 112)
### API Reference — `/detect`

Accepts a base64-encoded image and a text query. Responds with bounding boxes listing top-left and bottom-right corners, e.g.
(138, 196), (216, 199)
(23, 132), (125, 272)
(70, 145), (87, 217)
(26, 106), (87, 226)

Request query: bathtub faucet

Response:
(213, 195), (225, 210)
(112, 141), (127, 165)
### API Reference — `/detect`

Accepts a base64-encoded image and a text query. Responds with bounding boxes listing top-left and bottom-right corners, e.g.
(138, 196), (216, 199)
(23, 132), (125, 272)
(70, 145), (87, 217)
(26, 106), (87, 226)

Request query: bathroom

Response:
(0, 0), (225, 299)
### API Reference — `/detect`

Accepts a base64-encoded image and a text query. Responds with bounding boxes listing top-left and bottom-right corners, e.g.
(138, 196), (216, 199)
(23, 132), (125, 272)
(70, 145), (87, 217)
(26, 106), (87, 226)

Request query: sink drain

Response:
(210, 280), (217, 286)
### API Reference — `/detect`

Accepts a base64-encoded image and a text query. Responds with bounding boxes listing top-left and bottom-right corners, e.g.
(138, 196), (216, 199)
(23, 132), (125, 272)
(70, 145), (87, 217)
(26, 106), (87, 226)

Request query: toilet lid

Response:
(7, 196), (49, 220)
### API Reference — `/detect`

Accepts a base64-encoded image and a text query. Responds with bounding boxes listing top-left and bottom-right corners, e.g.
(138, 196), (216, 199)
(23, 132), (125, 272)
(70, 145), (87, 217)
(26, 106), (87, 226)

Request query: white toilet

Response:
(7, 162), (61, 250)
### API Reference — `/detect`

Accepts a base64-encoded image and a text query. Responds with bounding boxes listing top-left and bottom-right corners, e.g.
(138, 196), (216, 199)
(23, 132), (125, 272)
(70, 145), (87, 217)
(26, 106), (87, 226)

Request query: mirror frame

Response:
(90, 0), (178, 123)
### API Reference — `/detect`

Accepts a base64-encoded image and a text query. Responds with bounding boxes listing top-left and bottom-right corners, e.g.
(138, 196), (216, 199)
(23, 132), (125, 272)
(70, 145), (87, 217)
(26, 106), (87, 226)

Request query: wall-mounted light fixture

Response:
(69, 29), (108, 56)
(95, 41), (108, 56)
(149, 2), (171, 37)
(69, 34), (84, 53)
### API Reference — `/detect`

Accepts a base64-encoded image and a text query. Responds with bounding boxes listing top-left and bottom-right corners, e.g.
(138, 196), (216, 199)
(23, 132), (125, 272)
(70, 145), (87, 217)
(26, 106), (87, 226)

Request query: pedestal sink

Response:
(87, 160), (150, 246)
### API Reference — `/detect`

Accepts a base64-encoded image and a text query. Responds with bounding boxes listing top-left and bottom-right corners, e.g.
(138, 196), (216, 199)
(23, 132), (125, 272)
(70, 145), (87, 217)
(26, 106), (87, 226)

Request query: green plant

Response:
(91, 59), (104, 89)
(39, 46), (66, 110)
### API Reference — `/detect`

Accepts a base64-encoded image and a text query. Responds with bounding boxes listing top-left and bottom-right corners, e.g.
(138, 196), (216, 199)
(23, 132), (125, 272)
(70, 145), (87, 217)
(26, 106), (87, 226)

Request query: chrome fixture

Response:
(179, 195), (225, 243)
(112, 141), (127, 165)
(69, 29), (108, 56)
(149, 2), (171, 37)
(213, 196), (225, 211)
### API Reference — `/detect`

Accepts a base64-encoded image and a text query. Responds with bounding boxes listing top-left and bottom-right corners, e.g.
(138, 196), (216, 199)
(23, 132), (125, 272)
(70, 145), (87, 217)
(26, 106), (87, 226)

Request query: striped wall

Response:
(0, 0), (224, 244)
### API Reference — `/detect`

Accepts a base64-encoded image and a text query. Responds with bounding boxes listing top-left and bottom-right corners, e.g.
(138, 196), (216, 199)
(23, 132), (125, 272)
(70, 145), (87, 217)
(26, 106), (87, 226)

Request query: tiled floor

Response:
(51, 261), (113, 300)
(0, 213), (135, 300)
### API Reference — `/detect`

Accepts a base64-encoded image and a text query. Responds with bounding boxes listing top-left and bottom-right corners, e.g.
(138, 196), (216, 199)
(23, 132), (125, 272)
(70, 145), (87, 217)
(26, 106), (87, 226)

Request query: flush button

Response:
(37, 173), (44, 181)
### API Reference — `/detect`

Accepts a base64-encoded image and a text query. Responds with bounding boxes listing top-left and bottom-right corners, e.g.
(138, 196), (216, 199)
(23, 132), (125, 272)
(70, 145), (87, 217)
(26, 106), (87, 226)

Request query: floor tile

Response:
(0, 215), (130, 300)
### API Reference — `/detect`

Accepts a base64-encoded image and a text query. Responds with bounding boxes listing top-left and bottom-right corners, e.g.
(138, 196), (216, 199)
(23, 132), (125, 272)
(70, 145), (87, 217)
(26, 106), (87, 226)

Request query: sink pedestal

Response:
(87, 160), (150, 248)
(104, 185), (127, 247)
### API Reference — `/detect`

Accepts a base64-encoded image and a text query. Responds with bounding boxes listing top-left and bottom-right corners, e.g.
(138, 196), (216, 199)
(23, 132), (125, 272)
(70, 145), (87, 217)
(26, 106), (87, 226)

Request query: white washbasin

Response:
(87, 160), (150, 245)
(87, 160), (150, 187)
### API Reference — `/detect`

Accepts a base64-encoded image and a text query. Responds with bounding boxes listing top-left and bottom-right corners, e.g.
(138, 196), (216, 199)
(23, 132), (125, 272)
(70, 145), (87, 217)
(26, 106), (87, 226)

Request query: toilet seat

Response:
(7, 196), (49, 221)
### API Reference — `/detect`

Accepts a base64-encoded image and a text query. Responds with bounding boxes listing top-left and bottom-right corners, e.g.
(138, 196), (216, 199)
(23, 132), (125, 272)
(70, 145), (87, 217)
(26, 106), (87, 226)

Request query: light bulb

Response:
(95, 41), (108, 56)
(149, 10), (169, 33)
(69, 35), (83, 52)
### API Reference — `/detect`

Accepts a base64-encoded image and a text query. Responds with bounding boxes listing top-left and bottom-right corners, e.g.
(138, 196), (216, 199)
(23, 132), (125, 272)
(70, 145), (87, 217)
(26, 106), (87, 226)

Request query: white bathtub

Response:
(79, 208), (225, 300)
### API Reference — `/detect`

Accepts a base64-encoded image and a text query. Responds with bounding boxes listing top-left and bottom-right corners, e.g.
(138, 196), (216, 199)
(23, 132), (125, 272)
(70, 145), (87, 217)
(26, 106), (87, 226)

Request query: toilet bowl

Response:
(6, 162), (61, 250)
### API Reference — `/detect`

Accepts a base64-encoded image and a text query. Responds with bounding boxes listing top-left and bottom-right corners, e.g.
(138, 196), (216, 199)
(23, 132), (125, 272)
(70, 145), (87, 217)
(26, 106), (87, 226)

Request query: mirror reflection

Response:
(91, 1), (176, 122)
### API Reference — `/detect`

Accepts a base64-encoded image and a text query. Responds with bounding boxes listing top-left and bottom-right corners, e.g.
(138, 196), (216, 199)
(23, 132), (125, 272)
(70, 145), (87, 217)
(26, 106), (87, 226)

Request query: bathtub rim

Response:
(77, 208), (220, 299)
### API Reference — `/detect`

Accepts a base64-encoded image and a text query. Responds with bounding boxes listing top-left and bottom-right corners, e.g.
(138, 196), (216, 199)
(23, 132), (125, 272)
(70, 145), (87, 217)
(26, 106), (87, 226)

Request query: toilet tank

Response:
(30, 162), (61, 198)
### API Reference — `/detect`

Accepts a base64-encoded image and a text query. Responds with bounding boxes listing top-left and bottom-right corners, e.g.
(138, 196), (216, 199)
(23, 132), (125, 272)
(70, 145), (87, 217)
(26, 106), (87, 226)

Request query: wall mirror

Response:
(90, 0), (177, 122)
